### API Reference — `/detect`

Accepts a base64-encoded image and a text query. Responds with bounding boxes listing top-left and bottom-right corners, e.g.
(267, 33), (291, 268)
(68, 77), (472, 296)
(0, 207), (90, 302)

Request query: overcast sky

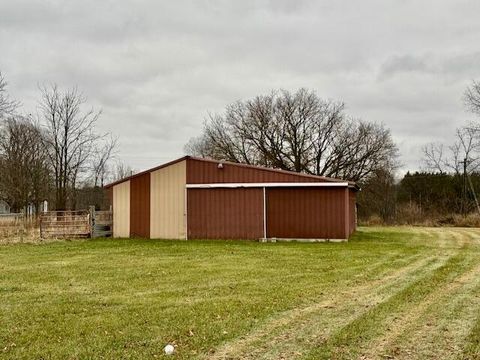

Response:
(1, 0), (479, 173)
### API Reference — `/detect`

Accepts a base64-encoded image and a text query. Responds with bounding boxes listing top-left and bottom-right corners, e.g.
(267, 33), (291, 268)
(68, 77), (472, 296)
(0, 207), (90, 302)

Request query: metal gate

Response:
(39, 208), (113, 239)
(90, 207), (113, 238)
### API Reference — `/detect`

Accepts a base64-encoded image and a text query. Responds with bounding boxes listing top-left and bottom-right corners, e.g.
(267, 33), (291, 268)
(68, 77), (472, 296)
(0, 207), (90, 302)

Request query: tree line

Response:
(186, 88), (398, 183)
(0, 72), (129, 213)
(3, 68), (480, 222)
(359, 80), (480, 224)
(186, 84), (480, 225)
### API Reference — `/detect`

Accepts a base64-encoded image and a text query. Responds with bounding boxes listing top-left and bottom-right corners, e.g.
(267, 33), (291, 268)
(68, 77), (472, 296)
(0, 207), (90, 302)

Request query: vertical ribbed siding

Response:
(187, 188), (263, 239)
(266, 187), (347, 239)
(113, 181), (130, 238)
(349, 189), (357, 235)
(130, 173), (150, 238)
(187, 158), (322, 184)
(150, 160), (186, 239)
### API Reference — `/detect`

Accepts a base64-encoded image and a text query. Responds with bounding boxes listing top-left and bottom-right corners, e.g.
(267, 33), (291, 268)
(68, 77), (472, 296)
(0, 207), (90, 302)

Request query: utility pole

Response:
(459, 157), (480, 216)
(460, 158), (468, 216)
(464, 157), (468, 216)
(467, 173), (480, 215)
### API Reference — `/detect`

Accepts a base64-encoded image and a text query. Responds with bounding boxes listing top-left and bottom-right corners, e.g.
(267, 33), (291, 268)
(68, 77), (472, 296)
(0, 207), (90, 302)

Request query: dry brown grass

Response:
(0, 227), (43, 244)
(361, 211), (480, 228)
(0, 216), (43, 244)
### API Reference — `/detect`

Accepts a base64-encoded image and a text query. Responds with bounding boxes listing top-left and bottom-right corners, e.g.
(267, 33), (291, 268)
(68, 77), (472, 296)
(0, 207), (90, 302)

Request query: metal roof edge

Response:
(103, 156), (190, 188)
(104, 155), (358, 189)
(186, 182), (350, 189)
(186, 156), (357, 186)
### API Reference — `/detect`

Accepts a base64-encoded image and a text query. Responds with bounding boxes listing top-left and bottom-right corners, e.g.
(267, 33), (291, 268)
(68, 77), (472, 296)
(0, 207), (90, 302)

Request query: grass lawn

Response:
(1, 227), (480, 359)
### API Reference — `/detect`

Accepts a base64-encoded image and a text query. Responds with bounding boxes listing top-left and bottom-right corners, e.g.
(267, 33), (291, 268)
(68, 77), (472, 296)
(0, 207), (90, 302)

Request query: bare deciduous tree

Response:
(423, 126), (480, 175)
(0, 117), (50, 212)
(111, 162), (135, 182)
(452, 126), (480, 173)
(465, 80), (480, 115)
(39, 84), (103, 210)
(92, 135), (118, 187)
(422, 143), (447, 174)
(186, 89), (398, 182)
(0, 72), (19, 118)
(427, 81), (480, 175)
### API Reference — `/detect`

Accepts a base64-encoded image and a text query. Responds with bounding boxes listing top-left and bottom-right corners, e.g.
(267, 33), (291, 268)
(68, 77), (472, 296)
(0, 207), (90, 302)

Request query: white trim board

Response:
(262, 187), (267, 239)
(186, 182), (349, 189)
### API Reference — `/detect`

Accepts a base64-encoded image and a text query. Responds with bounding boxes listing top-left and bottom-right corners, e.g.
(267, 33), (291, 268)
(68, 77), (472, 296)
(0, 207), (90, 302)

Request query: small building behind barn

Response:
(105, 156), (358, 241)
(0, 200), (10, 214)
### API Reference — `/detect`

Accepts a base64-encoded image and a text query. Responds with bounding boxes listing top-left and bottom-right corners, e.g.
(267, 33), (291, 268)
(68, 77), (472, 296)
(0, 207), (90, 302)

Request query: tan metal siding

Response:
(187, 188), (264, 239)
(113, 181), (130, 238)
(130, 173), (150, 238)
(266, 187), (347, 239)
(150, 160), (186, 239)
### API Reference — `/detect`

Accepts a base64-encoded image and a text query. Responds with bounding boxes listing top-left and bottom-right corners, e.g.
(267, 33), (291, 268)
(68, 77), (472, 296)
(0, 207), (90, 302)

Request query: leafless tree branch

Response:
(0, 72), (19, 118)
(185, 89), (398, 183)
(38, 84), (105, 210)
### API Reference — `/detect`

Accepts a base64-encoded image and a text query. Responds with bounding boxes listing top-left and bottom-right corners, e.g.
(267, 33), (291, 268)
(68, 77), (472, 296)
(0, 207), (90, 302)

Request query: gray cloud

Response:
(379, 55), (432, 79)
(379, 52), (480, 80)
(1, 0), (480, 173)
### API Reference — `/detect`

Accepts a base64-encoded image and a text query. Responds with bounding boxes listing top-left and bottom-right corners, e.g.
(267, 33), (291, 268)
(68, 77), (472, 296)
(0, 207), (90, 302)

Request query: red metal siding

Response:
(266, 187), (347, 239)
(130, 172), (150, 238)
(348, 189), (357, 235)
(187, 158), (325, 184)
(187, 188), (264, 239)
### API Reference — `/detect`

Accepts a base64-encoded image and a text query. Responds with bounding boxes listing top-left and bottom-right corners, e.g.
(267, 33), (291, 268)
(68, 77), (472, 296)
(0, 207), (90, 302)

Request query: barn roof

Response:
(104, 156), (358, 189)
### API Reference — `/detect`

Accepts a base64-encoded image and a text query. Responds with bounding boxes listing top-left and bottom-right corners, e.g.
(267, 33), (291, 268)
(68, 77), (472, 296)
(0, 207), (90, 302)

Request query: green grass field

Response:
(1, 227), (480, 359)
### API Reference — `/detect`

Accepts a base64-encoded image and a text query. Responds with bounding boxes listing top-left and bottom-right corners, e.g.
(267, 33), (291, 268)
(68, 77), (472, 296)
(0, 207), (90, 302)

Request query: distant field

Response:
(1, 227), (480, 359)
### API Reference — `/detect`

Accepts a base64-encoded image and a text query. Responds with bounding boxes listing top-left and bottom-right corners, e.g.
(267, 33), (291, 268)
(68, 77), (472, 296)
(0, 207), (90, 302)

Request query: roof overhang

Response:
(104, 155), (359, 190)
(186, 182), (351, 189)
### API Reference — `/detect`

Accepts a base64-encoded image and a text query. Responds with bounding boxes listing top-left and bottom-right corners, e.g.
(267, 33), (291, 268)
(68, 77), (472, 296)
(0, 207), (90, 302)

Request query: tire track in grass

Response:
(379, 229), (480, 360)
(434, 228), (466, 249)
(204, 253), (445, 360)
(456, 228), (480, 248)
(401, 268), (480, 360)
(204, 228), (479, 360)
(360, 255), (480, 359)
(462, 310), (480, 359)
(302, 248), (472, 360)
(249, 257), (446, 360)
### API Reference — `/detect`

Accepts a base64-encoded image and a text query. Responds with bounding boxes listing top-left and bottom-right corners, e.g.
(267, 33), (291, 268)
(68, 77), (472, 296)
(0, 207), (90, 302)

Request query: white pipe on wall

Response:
(184, 187), (188, 240)
(263, 187), (267, 239)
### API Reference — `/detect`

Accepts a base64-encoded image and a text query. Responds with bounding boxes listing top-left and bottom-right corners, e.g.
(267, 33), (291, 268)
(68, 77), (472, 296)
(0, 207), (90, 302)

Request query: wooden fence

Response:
(39, 209), (113, 239)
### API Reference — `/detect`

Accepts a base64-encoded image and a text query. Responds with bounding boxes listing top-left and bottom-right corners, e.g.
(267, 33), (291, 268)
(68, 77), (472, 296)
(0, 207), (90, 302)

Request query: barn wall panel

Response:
(187, 188), (264, 239)
(150, 160), (186, 239)
(349, 189), (357, 235)
(187, 158), (324, 184)
(266, 187), (347, 239)
(130, 173), (150, 238)
(113, 181), (130, 238)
